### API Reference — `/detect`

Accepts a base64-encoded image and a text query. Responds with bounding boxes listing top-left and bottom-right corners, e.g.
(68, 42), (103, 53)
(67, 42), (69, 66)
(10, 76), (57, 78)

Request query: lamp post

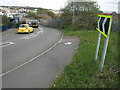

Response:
(72, 1), (75, 24)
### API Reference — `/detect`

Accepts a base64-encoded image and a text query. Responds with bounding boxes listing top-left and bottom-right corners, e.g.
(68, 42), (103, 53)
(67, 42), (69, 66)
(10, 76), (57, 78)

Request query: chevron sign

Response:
(95, 14), (113, 71)
(96, 15), (112, 37)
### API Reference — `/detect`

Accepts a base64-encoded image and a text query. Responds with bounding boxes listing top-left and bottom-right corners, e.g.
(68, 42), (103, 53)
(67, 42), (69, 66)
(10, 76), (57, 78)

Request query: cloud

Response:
(96, 0), (119, 12)
(0, 0), (67, 10)
(0, 0), (119, 12)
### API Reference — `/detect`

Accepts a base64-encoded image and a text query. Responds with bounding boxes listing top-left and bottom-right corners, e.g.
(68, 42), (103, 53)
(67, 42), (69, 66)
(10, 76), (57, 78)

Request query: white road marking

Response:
(21, 34), (37, 40)
(0, 42), (15, 48)
(39, 27), (43, 31)
(1, 28), (44, 47)
(64, 42), (72, 45)
(38, 27), (43, 34)
(37, 31), (43, 34)
(21, 28), (43, 40)
(0, 33), (63, 77)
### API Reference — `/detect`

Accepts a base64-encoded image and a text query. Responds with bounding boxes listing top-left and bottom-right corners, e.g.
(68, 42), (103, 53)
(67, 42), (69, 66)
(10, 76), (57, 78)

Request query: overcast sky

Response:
(0, 0), (119, 12)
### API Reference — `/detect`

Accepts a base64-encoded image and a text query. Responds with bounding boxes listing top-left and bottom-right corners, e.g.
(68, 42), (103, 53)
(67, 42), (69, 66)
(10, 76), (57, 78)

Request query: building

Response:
(49, 9), (60, 14)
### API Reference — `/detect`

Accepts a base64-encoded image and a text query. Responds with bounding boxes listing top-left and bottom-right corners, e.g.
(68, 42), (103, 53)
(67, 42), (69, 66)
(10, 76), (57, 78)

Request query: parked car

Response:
(17, 24), (34, 34)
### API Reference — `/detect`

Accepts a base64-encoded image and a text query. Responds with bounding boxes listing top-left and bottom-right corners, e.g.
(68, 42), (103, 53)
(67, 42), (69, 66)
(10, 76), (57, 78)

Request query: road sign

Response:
(95, 14), (112, 71)
(96, 15), (112, 37)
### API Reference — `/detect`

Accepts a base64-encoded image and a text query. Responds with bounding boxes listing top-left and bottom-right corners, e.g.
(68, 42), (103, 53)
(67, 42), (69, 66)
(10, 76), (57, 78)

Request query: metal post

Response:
(95, 32), (101, 61)
(100, 36), (110, 71)
(0, 29), (2, 89)
(72, 1), (75, 24)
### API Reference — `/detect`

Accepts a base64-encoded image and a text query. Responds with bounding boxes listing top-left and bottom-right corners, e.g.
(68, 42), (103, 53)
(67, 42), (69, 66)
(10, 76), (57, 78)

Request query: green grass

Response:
(50, 29), (119, 88)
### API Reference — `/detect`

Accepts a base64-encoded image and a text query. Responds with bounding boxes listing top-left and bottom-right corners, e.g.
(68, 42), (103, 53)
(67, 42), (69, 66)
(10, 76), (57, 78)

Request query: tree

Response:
(27, 12), (36, 17)
(37, 9), (55, 18)
(0, 15), (2, 25)
(27, 12), (40, 19)
(112, 11), (116, 14)
(2, 15), (10, 25)
(47, 11), (55, 18)
(59, 0), (102, 30)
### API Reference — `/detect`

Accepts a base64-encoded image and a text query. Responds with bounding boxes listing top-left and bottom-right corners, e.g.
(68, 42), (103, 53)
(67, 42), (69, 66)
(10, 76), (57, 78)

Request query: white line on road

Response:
(37, 30), (43, 34)
(21, 34), (37, 40)
(21, 28), (43, 40)
(0, 28), (43, 47)
(0, 42), (15, 48)
(39, 27), (43, 30)
(38, 27), (43, 34)
(0, 33), (63, 77)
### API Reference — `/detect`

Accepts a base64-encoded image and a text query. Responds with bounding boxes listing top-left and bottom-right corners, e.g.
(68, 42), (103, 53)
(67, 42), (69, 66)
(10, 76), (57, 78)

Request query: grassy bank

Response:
(50, 29), (119, 88)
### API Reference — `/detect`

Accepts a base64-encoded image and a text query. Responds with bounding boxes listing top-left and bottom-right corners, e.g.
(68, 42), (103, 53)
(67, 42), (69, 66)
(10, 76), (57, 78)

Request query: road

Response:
(1, 26), (79, 88)
(1, 26), (62, 74)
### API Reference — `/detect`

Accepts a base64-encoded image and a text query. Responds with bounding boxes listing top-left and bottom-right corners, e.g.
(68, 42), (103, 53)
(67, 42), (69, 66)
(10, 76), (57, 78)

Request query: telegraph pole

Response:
(72, 1), (75, 24)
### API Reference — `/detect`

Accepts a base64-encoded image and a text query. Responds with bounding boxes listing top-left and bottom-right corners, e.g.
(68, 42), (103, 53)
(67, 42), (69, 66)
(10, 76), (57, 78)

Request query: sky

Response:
(0, 0), (119, 12)
(96, 0), (119, 12)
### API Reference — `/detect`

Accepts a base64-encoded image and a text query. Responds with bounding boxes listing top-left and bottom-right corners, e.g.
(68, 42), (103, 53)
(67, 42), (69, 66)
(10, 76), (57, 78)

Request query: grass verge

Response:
(50, 29), (119, 88)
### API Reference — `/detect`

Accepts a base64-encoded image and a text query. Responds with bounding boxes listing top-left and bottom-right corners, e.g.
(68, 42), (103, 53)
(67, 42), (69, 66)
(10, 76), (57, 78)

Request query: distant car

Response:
(31, 22), (39, 28)
(17, 24), (34, 34)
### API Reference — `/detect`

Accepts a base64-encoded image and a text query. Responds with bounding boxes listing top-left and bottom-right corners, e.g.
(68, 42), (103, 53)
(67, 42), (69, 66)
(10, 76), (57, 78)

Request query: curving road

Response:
(1, 26), (79, 88)
(1, 25), (62, 74)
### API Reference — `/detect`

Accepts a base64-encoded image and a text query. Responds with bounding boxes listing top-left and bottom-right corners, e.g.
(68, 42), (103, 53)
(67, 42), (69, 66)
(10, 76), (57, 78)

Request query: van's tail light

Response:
(18, 27), (19, 29)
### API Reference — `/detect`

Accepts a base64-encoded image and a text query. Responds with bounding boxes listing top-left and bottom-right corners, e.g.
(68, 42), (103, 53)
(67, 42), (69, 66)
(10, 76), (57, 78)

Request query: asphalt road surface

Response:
(1, 26), (79, 88)
(1, 26), (62, 74)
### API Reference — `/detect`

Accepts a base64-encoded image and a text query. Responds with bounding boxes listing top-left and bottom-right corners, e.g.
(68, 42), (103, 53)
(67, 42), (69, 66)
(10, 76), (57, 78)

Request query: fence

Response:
(40, 15), (119, 32)
(0, 17), (20, 32)
(111, 20), (119, 32)
(111, 14), (119, 32)
(39, 18), (71, 28)
(0, 23), (19, 32)
(0, 24), (11, 32)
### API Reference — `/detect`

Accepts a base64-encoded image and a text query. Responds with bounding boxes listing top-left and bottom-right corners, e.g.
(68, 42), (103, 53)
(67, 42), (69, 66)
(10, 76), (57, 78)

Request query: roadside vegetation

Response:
(0, 15), (10, 25)
(49, 0), (119, 88)
(50, 30), (119, 88)
(26, 8), (55, 19)
(45, 0), (102, 30)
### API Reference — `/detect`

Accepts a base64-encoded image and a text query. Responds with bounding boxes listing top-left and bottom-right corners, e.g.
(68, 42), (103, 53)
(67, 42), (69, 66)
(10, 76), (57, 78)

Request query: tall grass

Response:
(50, 30), (119, 88)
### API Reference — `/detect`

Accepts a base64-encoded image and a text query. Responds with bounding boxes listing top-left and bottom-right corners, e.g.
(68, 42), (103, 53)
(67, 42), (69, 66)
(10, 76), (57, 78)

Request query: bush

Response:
(19, 20), (26, 24)
(2, 15), (10, 25)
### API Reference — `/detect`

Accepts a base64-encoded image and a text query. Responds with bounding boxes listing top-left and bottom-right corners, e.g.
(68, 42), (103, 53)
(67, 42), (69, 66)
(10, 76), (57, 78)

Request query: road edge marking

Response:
(0, 32), (63, 77)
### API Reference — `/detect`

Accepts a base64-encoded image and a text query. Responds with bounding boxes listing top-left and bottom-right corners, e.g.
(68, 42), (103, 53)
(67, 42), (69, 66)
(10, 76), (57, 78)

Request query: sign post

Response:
(100, 36), (109, 71)
(95, 16), (102, 61)
(95, 15), (112, 71)
(95, 32), (101, 61)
